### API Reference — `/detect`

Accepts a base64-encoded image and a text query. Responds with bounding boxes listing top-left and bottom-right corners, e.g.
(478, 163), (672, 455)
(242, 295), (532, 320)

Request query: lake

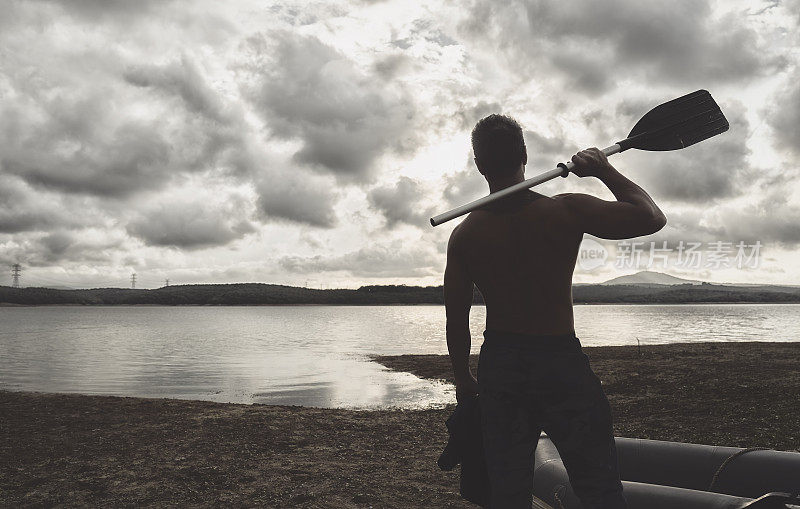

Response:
(1, 304), (798, 409)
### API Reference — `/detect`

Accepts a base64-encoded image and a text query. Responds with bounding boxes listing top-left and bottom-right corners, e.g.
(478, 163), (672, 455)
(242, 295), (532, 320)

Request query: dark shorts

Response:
(478, 330), (627, 509)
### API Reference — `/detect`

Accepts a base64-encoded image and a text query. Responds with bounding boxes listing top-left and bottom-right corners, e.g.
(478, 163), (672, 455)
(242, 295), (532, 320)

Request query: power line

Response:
(130, 273), (137, 289)
(11, 264), (22, 288)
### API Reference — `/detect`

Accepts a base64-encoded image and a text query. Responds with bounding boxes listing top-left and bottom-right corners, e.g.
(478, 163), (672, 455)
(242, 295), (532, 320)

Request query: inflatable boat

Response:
(533, 434), (800, 508)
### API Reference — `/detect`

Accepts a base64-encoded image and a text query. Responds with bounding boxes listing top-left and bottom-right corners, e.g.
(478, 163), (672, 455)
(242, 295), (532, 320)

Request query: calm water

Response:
(1, 304), (798, 409)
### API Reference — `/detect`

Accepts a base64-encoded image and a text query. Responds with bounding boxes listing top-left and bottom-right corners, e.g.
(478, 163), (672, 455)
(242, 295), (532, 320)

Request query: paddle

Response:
(430, 89), (729, 226)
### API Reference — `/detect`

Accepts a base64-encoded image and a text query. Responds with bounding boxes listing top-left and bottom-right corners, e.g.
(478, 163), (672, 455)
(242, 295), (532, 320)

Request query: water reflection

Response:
(1, 304), (798, 408)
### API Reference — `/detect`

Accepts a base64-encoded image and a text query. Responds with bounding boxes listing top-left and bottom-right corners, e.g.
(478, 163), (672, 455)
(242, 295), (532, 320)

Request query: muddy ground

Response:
(1, 342), (799, 507)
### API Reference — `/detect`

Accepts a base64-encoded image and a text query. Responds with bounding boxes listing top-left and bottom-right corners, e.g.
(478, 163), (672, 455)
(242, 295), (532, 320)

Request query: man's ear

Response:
(522, 150), (528, 166)
(474, 157), (486, 175)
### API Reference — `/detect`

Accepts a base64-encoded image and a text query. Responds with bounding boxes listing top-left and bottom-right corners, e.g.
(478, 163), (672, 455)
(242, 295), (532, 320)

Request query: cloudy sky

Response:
(1, 0), (799, 289)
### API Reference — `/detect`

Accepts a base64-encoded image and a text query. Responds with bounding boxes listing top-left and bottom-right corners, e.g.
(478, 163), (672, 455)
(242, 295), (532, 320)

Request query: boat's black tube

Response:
(622, 482), (754, 509)
(615, 437), (800, 498)
(533, 436), (757, 509)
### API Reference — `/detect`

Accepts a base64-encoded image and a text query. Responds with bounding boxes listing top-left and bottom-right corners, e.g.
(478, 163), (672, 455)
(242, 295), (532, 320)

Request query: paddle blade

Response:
(618, 90), (729, 152)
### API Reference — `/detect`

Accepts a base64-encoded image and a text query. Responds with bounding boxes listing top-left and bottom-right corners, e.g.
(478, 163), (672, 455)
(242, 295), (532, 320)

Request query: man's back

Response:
(451, 191), (582, 335)
(444, 114), (666, 508)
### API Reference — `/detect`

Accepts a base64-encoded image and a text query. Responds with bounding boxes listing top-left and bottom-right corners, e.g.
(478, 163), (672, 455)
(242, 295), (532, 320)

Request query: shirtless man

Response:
(445, 114), (666, 508)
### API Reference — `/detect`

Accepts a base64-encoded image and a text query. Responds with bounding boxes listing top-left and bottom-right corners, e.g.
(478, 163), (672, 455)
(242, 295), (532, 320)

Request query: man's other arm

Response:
(557, 147), (667, 240)
(444, 227), (478, 401)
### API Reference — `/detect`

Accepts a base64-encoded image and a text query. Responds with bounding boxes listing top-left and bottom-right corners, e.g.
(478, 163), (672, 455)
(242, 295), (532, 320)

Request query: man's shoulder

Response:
(551, 192), (578, 203)
(448, 219), (469, 247)
(448, 214), (484, 255)
(552, 192), (609, 217)
(552, 192), (596, 205)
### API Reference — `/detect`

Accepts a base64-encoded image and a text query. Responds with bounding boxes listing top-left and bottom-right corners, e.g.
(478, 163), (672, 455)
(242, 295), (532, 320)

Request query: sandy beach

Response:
(2, 342), (799, 507)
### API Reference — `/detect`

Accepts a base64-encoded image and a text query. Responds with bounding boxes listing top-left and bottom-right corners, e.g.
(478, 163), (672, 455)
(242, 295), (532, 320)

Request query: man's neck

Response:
(488, 170), (525, 193)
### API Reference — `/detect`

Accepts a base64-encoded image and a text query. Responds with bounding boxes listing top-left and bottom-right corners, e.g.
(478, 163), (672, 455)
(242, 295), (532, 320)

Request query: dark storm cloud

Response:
(243, 32), (417, 182)
(0, 177), (85, 233)
(2, 120), (172, 197)
(254, 171), (338, 228)
(38, 231), (74, 261)
(0, 3), (343, 232)
(548, 49), (613, 95)
(122, 56), (249, 175)
(0, 2), (260, 205)
(635, 102), (750, 203)
(125, 56), (342, 228)
(279, 242), (439, 277)
(0, 46), (178, 198)
(126, 194), (256, 249)
(124, 56), (232, 125)
(459, 0), (785, 93)
(0, 230), (125, 267)
(367, 177), (434, 228)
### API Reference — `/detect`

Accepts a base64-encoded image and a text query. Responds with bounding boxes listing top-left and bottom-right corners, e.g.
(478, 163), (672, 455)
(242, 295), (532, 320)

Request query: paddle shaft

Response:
(430, 144), (622, 226)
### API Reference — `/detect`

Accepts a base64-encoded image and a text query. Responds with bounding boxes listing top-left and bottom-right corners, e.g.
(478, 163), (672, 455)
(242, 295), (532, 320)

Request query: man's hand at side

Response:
(455, 373), (479, 403)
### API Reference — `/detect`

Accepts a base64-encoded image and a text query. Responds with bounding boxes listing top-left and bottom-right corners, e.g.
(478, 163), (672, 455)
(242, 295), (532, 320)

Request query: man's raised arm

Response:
(558, 147), (667, 240)
(444, 228), (478, 402)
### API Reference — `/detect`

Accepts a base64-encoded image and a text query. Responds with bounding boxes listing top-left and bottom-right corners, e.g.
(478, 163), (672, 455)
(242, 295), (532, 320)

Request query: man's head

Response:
(471, 114), (527, 178)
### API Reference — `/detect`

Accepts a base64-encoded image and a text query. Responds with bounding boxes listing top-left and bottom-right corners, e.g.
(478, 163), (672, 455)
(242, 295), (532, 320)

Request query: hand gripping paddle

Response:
(430, 90), (729, 226)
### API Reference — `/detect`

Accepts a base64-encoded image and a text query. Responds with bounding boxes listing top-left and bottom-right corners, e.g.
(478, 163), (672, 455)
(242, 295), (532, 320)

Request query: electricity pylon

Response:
(11, 264), (21, 288)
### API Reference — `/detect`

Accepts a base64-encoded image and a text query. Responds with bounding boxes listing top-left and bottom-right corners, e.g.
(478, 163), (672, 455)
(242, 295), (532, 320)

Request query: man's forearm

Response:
(446, 322), (472, 382)
(598, 165), (665, 220)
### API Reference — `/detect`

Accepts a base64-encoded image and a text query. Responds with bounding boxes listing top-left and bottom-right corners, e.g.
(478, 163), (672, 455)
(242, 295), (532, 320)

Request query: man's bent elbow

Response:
(645, 211), (667, 234)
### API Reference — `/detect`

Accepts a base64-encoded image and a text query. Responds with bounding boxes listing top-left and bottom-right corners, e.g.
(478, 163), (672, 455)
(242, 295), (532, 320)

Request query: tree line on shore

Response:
(2, 282), (800, 306)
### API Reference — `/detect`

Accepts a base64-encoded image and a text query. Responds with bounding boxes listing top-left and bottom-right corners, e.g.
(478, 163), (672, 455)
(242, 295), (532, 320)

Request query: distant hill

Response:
(2, 280), (800, 306)
(601, 271), (702, 286)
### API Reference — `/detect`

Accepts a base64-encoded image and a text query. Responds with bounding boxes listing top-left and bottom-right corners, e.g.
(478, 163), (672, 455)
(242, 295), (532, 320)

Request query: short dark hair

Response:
(471, 114), (527, 176)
